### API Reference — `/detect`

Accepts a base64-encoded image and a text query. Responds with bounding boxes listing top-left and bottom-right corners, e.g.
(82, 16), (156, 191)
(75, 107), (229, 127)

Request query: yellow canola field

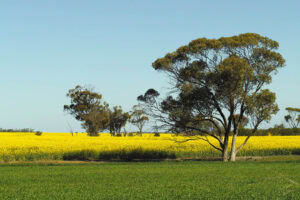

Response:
(0, 132), (299, 161)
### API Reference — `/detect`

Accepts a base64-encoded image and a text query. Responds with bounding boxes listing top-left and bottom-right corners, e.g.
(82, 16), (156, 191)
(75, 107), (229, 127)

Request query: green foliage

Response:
(64, 86), (131, 136)
(267, 128), (300, 136)
(130, 105), (149, 135)
(284, 107), (300, 128)
(108, 106), (130, 136)
(64, 85), (110, 136)
(141, 33), (285, 161)
(286, 107), (300, 112)
(246, 89), (279, 122)
(238, 127), (300, 136)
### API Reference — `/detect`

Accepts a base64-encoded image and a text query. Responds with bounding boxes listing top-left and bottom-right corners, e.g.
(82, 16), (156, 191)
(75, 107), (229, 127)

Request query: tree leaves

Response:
(284, 107), (300, 128)
(64, 85), (109, 136)
(143, 33), (285, 161)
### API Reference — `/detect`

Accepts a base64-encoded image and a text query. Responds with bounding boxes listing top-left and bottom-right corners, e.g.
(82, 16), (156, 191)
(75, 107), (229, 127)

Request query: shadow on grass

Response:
(62, 149), (176, 162)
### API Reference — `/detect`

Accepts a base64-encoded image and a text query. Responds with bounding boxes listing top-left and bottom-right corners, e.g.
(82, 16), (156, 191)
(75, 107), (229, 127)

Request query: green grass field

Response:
(0, 161), (299, 200)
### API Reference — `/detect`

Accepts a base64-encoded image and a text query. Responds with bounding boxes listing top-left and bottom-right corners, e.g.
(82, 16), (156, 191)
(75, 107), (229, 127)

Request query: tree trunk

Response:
(222, 146), (228, 162)
(139, 124), (145, 136)
(222, 135), (229, 161)
(110, 131), (115, 136)
(89, 131), (98, 136)
(230, 151), (236, 162)
(230, 134), (237, 161)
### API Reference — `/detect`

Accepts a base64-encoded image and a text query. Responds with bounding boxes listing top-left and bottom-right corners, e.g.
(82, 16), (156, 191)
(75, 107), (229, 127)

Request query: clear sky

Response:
(0, 0), (299, 132)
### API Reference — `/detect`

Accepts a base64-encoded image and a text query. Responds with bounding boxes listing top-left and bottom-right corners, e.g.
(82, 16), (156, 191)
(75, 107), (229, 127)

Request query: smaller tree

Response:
(130, 105), (149, 135)
(273, 123), (285, 129)
(108, 106), (130, 136)
(82, 106), (110, 136)
(284, 107), (300, 128)
(64, 85), (109, 136)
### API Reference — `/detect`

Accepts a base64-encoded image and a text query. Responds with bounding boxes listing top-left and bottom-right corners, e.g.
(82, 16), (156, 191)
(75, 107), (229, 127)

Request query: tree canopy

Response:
(139, 33), (285, 161)
(108, 106), (130, 136)
(64, 85), (109, 136)
(64, 85), (132, 136)
(284, 107), (300, 128)
(130, 105), (149, 135)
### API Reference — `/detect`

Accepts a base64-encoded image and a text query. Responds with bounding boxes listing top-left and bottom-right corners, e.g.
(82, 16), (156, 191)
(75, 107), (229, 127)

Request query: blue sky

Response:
(0, 1), (299, 132)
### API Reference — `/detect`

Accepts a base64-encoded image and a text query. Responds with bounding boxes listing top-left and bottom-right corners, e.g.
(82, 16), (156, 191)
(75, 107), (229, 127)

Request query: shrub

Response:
(35, 131), (43, 136)
(154, 132), (160, 137)
(128, 132), (134, 136)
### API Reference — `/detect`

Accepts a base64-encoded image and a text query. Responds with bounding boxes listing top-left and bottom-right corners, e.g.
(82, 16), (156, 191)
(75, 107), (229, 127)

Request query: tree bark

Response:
(230, 151), (236, 162)
(230, 134), (237, 161)
(222, 146), (228, 162)
(222, 135), (229, 162)
(110, 131), (115, 136)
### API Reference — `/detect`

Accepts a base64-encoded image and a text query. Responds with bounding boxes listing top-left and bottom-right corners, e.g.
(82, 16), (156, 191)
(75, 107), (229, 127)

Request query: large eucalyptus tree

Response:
(139, 33), (285, 161)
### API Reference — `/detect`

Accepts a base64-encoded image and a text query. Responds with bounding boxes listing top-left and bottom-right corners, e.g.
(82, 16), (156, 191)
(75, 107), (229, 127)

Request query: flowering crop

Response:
(0, 132), (299, 161)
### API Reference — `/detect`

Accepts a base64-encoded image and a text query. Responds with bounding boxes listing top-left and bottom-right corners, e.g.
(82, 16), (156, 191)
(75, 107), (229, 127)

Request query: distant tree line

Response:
(0, 128), (34, 132)
(170, 125), (300, 136)
(239, 127), (300, 136)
